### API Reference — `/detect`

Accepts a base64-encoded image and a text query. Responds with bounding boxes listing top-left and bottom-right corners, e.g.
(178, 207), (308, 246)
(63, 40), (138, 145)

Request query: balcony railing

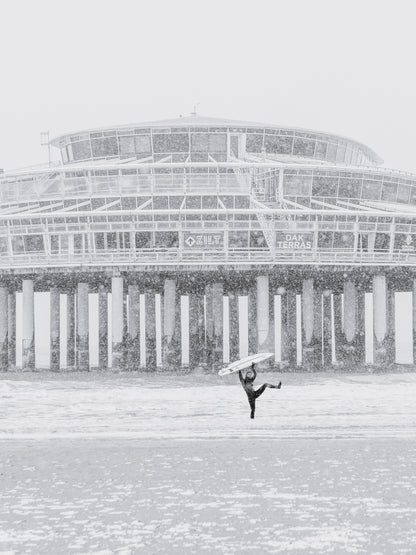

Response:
(1, 248), (416, 271)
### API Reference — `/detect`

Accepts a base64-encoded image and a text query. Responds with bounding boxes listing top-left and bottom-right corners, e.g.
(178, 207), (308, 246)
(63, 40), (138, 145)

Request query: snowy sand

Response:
(1, 372), (416, 553)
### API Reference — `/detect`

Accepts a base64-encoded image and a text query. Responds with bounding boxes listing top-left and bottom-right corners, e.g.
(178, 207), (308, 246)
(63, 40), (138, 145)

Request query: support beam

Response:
(66, 293), (75, 368)
(145, 292), (156, 371)
(111, 277), (124, 370)
(98, 285), (108, 369)
(322, 290), (332, 367)
(212, 283), (223, 369)
(22, 279), (35, 371)
(387, 287), (395, 365)
(76, 282), (89, 371)
(50, 287), (60, 371)
(373, 274), (388, 366)
(162, 279), (181, 370)
(127, 284), (140, 370)
(248, 286), (257, 355)
(8, 292), (15, 369)
(302, 278), (316, 371)
(204, 284), (214, 367)
(228, 292), (239, 362)
(281, 290), (297, 369)
(0, 287), (8, 371)
(256, 275), (271, 353)
(189, 293), (203, 369)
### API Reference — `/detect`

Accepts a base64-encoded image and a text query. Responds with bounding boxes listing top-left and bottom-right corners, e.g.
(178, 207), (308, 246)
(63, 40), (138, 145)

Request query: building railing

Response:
(1, 248), (416, 270)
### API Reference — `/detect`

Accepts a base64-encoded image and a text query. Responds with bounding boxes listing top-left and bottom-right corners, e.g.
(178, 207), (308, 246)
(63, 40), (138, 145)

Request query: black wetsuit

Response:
(239, 366), (281, 419)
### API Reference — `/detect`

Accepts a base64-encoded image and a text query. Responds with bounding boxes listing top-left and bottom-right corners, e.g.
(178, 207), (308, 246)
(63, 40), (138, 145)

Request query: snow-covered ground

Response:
(1, 372), (416, 553)
(0, 371), (416, 439)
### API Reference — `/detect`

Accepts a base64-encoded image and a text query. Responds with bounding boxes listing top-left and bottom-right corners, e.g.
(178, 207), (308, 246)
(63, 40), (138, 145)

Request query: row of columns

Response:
(0, 273), (403, 372)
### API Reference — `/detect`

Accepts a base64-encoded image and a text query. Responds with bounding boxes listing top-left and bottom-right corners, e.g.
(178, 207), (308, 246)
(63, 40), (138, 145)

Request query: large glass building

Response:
(1, 114), (415, 371)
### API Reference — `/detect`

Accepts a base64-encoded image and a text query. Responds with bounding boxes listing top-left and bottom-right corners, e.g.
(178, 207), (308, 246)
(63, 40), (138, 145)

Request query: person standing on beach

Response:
(238, 363), (282, 419)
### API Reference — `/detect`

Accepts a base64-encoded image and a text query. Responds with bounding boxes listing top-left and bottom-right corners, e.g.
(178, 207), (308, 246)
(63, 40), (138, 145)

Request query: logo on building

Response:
(183, 232), (224, 249)
(275, 232), (313, 250)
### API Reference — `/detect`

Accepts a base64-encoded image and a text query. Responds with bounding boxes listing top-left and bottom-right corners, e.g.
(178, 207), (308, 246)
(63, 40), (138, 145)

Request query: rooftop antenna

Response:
(40, 131), (51, 167)
(191, 103), (200, 116)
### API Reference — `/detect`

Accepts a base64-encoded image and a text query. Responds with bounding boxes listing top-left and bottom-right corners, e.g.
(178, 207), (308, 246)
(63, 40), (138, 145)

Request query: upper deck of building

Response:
(50, 114), (382, 167)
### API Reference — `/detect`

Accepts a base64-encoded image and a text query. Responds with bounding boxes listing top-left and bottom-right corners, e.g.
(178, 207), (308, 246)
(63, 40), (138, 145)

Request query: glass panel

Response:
(318, 231), (333, 248)
(249, 231), (267, 248)
(135, 135), (151, 154)
(24, 235), (44, 252)
(191, 134), (209, 152)
(293, 137), (315, 157)
(0, 237), (7, 253)
(326, 143), (337, 162)
(91, 137), (118, 158)
(397, 184), (411, 203)
(374, 233), (390, 252)
(246, 134), (263, 152)
(71, 140), (92, 161)
(361, 180), (381, 200)
(154, 231), (179, 248)
(312, 177), (338, 197)
(228, 231), (248, 247)
(170, 134), (189, 152)
(381, 182), (398, 202)
(283, 175), (312, 196)
(135, 231), (152, 248)
(119, 136), (136, 156)
(106, 232), (117, 249)
(209, 134), (227, 151)
(264, 135), (293, 155)
(333, 232), (354, 249)
(50, 235), (59, 254)
(74, 234), (84, 253)
(11, 236), (24, 253)
(314, 141), (327, 159)
(338, 178), (361, 198)
(95, 232), (105, 250)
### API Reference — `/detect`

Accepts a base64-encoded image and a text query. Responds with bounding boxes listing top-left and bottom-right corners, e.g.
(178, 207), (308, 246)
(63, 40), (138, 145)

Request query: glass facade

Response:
(57, 124), (379, 166)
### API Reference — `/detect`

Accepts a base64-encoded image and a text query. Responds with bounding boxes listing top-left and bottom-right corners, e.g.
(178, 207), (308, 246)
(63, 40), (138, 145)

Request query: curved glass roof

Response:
(50, 114), (382, 166)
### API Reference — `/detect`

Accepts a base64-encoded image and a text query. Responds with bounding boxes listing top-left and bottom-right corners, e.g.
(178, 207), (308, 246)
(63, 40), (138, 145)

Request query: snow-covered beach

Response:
(1, 372), (416, 553)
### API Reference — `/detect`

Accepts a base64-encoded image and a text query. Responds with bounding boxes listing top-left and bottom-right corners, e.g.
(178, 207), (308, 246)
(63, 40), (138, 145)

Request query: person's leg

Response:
(254, 384), (267, 399)
(254, 382), (282, 399)
(249, 396), (256, 419)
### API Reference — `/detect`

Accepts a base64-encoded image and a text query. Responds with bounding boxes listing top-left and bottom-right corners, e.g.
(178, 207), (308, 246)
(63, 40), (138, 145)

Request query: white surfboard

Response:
(218, 352), (274, 376)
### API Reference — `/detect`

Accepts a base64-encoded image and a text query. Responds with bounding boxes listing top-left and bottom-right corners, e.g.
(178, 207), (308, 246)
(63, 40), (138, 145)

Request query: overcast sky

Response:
(1, 0), (416, 172)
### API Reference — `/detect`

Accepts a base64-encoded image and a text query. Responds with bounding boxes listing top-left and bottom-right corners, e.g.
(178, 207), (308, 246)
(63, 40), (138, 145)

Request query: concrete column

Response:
(281, 290), (297, 368)
(204, 284), (214, 367)
(66, 293), (75, 368)
(356, 288), (366, 365)
(302, 278), (315, 371)
(189, 293), (204, 369)
(7, 292), (16, 369)
(127, 284), (140, 370)
(98, 285), (108, 369)
(413, 280), (416, 365)
(145, 292), (156, 371)
(0, 287), (8, 371)
(22, 279), (35, 371)
(228, 292), (239, 362)
(256, 276), (271, 353)
(76, 282), (89, 371)
(112, 277), (124, 370)
(162, 279), (181, 370)
(373, 274), (388, 366)
(322, 290), (332, 367)
(333, 292), (344, 365)
(248, 286), (257, 355)
(212, 283), (223, 369)
(50, 287), (60, 371)
(387, 287), (395, 365)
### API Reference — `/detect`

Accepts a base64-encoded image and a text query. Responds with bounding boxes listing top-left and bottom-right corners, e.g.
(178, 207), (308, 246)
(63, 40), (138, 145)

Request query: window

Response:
(135, 232), (152, 248)
(228, 231), (248, 248)
(246, 134), (263, 152)
(71, 140), (92, 160)
(249, 231), (267, 248)
(24, 235), (44, 252)
(209, 134), (226, 152)
(191, 134), (209, 152)
(135, 135), (151, 155)
(283, 175), (312, 196)
(118, 136), (136, 156)
(312, 177), (338, 197)
(91, 136), (118, 158)
(293, 137), (315, 157)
